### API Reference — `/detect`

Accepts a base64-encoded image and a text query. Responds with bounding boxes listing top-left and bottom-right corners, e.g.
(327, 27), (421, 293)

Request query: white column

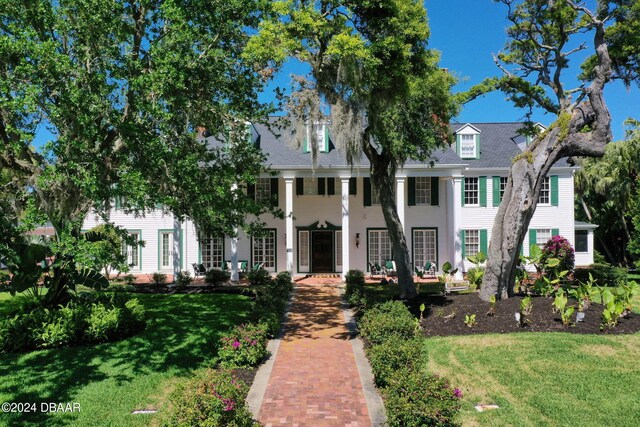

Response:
(230, 183), (239, 282)
(341, 178), (350, 279)
(448, 176), (463, 280)
(396, 177), (406, 235)
(285, 178), (294, 274)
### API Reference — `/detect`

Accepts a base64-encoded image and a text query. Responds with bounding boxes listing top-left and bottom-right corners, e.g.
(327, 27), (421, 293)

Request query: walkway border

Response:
(339, 287), (388, 427)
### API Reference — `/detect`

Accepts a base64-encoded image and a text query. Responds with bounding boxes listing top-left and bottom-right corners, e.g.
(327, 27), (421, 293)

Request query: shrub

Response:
(366, 337), (423, 387)
(345, 269), (365, 287)
(573, 263), (628, 287)
(0, 270), (10, 285)
(383, 367), (461, 427)
(205, 269), (231, 286)
(541, 235), (575, 273)
(175, 271), (192, 289)
(165, 369), (256, 427)
(123, 274), (136, 286)
(152, 272), (167, 285)
(345, 269), (366, 311)
(274, 271), (293, 293)
(358, 300), (417, 345)
(218, 323), (269, 368)
(85, 304), (122, 342)
(247, 268), (271, 286)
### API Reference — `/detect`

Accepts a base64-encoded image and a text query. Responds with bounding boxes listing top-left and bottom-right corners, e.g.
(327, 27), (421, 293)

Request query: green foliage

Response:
(250, 273), (291, 337)
(573, 264), (628, 287)
(358, 301), (417, 345)
(600, 287), (625, 329)
(123, 274), (136, 286)
(152, 272), (167, 286)
(383, 367), (461, 427)
(166, 369), (257, 427)
(541, 235), (575, 274)
(217, 323), (269, 369)
(553, 290), (574, 326)
(246, 268), (271, 287)
(345, 269), (366, 287)
(345, 269), (366, 312)
(175, 271), (193, 289)
(76, 224), (141, 278)
(0, 294), (145, 353)
(205, 269), (231, 286)
(466, 267), (485, 290)
(366, 337), (423, 388)
(464, 314), (477, 328)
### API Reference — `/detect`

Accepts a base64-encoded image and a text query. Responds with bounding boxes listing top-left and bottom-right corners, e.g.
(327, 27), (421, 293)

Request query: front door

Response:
(311, 231), (333, 273)
(159, 232), (174, 270)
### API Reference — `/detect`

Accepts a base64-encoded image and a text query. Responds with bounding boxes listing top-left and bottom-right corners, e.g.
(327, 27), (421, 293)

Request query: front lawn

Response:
(423, 332), (640, 426)
(0, 292), (252, 426)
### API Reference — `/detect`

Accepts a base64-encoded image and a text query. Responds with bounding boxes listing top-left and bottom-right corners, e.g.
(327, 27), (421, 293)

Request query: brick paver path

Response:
(258, 283), (371, 427)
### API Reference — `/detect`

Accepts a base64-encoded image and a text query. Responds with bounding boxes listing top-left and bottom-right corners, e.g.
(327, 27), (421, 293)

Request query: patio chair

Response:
(385, 260), (397, 277)
(416, 261), (437, 279)
(252, 262), (265, 271)
(369, 262), (384, 279)
(239, 261), (248, 274)
(192, 263), (207, 277)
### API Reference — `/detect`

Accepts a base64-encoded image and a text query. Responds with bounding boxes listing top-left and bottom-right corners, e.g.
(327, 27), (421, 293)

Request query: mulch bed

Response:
(130, 283), (253, 295)
(408, 293), (640, 336)
(232, 368), (258, 388)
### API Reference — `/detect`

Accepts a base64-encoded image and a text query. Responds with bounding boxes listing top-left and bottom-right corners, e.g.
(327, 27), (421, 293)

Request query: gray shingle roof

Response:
(204, 118), (570, 170)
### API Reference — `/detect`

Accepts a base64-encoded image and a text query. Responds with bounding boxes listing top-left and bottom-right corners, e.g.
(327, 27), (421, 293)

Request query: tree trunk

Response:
(367, 152), (416, 299)
(480, 17), (612, 302)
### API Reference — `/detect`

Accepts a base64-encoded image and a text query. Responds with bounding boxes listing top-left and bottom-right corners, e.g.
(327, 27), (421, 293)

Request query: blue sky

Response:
(34, 0), (639, 147)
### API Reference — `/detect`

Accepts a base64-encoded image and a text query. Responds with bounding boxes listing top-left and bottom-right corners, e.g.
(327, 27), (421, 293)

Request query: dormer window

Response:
(455, 124), (481, 159)
(460, 134), (476, 158)
(303, 123), (330, 153)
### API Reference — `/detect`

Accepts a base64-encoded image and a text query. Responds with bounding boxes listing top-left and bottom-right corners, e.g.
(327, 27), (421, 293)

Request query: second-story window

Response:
(415, 177), (432, 205)
(255, 178), (271, 202)
(538, 177), (550, 204)
(464, 177), (479, 206)
(460, 134), (476, 158)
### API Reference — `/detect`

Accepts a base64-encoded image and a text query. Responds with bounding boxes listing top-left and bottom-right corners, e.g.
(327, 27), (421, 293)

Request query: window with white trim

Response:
(368, 230), (392, 266)
(303, 178), (318, 195)
(415, 177), (432, 205)
(253, 230), (276, 270)
(499, 177), (508, 201)
(413, 229), (437, 269)
(460, 134), (476, 158)
(575, 230), (588, 253)
(255, 178), (271, 203)
(371, 186), (381, 205)
(200, 237), (224, 270)
(464, 177), (479, 205)
(538, 177), (550, 204)
(464, 230), (480, 257)
(536, 228), (552, 246)
(122, 232), (141, 269)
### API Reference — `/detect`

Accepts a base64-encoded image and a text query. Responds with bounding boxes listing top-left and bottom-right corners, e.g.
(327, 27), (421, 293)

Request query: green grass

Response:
(0, 292), (252, 427)
(423, 332), (640, 427)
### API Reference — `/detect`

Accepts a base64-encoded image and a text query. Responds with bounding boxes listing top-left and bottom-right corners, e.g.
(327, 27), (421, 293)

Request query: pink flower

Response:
(232, 340), (240, 348)
(251, 340), (257, 346)
(453, 388), (463, 399)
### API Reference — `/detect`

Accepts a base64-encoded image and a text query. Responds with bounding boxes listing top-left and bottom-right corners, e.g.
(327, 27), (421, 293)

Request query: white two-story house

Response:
(83, 119), (596, 280)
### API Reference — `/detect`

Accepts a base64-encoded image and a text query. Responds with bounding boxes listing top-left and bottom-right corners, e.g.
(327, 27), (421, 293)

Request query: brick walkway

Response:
(258, 283), (372, 427)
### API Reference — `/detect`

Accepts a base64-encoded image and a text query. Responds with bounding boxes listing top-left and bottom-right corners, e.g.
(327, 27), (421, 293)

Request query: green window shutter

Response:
(492, 176), (501, 206)
(349, 177), (357, 195)
(461, 230), (466, 259)
(461, 177), (465, 207)
(456, 134), (461, 157)
(551, 175), (559, 206)
(323, 125), (330, 153)
(296, 178), (304, 196)
(115, 197), (122, 209)
(529, 229), (537, 252)
(302, 137), (309, 153)
(363, 178), (372, 206)
(408, 177), (416, 206)
(247, 184), (255, 200)
(475, 134), (480, 159)
(480, 229), (488, 255)
(317, 178), (326, 195)
(479, 176), (487, 207)
(270, 178), (279, 205)
(327, 178), (335, 195)
(552, 228), (560, 237)
(430, 177), (439, 206)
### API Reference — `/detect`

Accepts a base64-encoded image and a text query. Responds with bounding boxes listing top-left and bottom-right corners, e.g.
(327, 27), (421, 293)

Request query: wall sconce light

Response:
(355, 233), (360, 248)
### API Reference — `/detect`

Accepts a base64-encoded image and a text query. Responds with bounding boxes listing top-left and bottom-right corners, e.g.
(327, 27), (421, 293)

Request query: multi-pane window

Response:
(299, 231), (309, 268)
(575, 230), (588, 253)
(499, 177), (509, 202)
(536, 229), (552, 246)
(255, 178), (272, 203)
(413, 229), (437, 269)
(253, 230), (276, 270)
(371, 186), (381, 205)
(368, 230), (392, 266)
(200, 237), (224, 270)
(464, 177), (479, 205)
(304, 178), (318, 195)
(336, 230), (343, 269)
(464, 230), (480, 257)
(415, 177), (432, 205)
(160, 232), (173, 269)
(122, 232), (141, 269)
(538, 177), (550, 204)
(460, 134), (476, 158)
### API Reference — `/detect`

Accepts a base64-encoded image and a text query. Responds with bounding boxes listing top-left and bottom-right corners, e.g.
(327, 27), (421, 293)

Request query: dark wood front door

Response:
(311, 231), (333, 273)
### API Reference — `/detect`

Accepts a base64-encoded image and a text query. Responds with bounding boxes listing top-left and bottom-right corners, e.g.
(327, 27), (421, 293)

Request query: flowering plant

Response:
(541, 235), (575, 273)
(218, 323), (269, 368)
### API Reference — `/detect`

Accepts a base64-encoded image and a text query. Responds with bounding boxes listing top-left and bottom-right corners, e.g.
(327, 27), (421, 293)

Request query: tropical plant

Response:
(487, 295), (497, 316)
(553, 290), (574, 326)
(601, 288), (625, 329)
(464, 314), (477, 328)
